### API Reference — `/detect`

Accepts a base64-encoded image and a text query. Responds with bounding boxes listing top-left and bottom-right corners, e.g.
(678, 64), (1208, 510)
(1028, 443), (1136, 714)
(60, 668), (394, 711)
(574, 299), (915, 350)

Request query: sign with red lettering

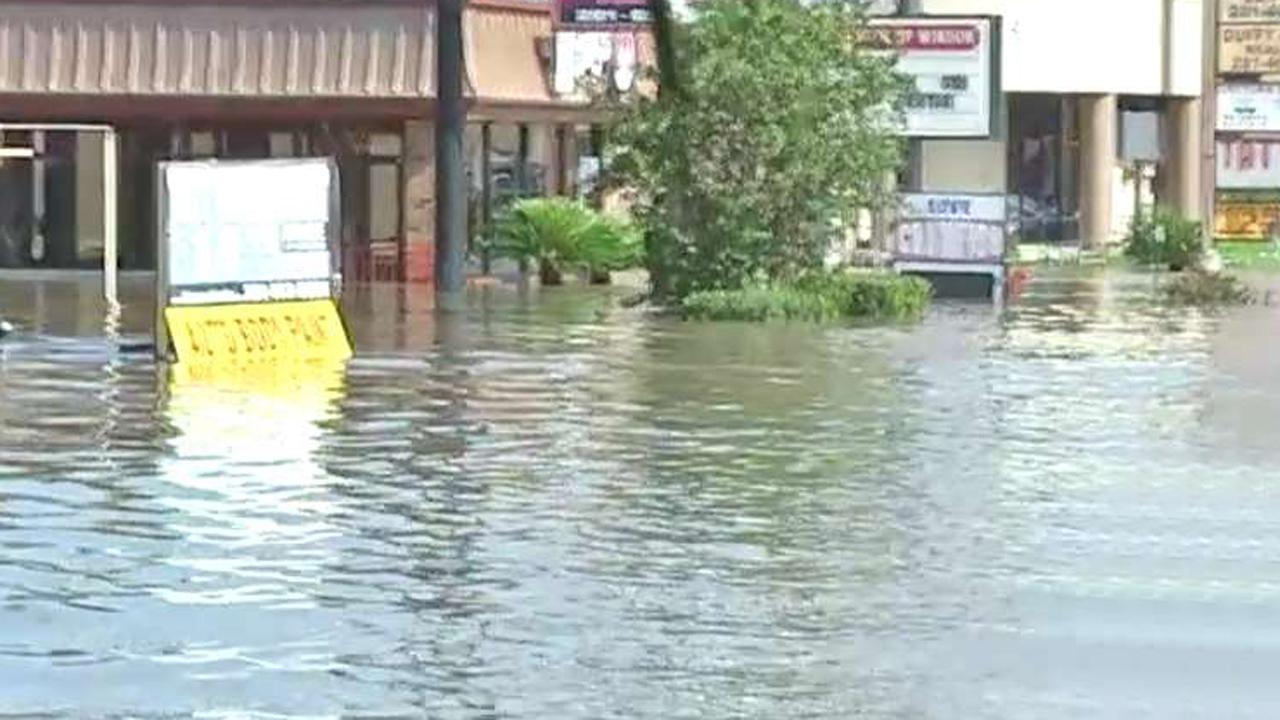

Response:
(866, 17), (997, 138)
(1218, 139), (1280, 189)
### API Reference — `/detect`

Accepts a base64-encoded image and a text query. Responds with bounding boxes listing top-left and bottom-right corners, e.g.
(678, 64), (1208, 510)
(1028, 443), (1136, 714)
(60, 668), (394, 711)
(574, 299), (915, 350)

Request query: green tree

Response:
(615, 0), (907, 299)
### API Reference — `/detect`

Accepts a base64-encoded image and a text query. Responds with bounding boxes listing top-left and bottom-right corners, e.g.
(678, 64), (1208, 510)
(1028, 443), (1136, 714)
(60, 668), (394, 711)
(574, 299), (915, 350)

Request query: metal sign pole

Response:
(1201, 0), (1217, 245)
(103, 128), (119, 309)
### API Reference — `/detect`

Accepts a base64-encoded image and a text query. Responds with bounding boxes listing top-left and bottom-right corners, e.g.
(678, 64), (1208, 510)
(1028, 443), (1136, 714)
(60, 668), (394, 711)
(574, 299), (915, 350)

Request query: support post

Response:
(103, 128), (118, 308)
(1079, 94), (1117, 250)
(480, 122), (493, 275)
(1200, 0), (1217, 245)
(435, 0), (467, 294)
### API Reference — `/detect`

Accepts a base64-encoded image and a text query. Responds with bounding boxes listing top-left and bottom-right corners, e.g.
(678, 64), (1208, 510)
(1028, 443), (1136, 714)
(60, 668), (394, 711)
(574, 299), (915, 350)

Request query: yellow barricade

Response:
(165, 299), (352, 384)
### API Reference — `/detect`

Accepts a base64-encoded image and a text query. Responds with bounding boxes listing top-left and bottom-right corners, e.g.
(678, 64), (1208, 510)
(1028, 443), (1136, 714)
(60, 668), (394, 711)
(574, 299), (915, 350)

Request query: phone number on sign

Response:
(179, 311), (336, 359)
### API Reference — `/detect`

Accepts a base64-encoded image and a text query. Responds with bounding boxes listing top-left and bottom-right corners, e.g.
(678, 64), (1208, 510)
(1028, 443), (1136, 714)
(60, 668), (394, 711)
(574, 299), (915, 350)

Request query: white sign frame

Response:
(895, 192), (1008, 263)
(155, 158), (342, 358)
(867, 16), (1000, 139)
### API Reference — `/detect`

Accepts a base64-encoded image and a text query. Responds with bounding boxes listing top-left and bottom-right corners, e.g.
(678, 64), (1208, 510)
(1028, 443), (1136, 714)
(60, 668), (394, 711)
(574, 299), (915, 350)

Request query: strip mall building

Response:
(881, 0), (1207, 249)
(0, 0), (645, 280)
(0, 0), (1220, 281)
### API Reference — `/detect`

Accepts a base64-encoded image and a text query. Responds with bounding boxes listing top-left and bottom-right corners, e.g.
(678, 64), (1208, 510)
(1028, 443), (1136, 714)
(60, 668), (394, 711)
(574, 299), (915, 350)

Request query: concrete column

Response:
(75, 131), (106, 262)
(1162, 96), (1201, 220)
(402, 119), (436, 283)
(1078, 93), (1117, 249)
(542, 124), (560, 197)
(559, 124), (579, 197)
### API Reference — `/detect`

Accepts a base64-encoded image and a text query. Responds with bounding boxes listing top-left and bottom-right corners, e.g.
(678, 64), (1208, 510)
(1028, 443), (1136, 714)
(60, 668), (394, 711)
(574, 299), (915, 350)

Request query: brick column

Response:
(560, 124), (579, 198)
(402, 119), (435, 283)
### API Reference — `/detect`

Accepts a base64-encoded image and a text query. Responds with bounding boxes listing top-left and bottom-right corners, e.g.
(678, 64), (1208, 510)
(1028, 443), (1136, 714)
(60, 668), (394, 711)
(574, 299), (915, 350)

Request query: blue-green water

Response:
(1, 271), (1279, 718)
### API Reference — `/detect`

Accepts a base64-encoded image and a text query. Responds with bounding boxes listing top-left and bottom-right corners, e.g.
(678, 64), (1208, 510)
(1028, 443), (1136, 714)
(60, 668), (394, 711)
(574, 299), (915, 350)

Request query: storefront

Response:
(0, 0), (620, 281)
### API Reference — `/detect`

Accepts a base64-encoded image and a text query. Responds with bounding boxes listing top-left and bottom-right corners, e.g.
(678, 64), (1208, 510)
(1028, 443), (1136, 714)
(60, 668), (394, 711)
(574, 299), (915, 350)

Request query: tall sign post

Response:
(1214, 0), (1280, 241)
(1203, 0), (1218, 245)
(436, 0), (467, 295)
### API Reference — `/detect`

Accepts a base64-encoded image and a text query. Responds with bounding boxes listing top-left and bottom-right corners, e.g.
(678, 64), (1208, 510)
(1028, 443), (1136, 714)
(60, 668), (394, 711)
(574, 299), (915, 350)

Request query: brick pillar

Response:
(542, 123), (560, 197)
(560, 124), (579, 198)
(402, 119), (435, 283)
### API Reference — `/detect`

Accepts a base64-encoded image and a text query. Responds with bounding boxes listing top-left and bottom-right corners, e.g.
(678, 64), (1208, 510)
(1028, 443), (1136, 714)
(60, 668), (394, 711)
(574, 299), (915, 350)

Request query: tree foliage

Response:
(613, 0), (907, 299)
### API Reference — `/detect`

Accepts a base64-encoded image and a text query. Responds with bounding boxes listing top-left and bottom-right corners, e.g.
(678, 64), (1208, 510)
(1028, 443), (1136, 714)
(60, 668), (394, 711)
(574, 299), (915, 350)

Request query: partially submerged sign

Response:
(156, 159), (352, 375)
(895, 193), (1007, 263)
(863, 17), (997, 138)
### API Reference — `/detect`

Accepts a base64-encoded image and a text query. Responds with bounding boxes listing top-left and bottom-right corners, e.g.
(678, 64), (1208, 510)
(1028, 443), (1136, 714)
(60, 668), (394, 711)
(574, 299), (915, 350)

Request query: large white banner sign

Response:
(866, 17), (996, 138)
(160, 159), (338, 305)
(896, 193), (1007, 262)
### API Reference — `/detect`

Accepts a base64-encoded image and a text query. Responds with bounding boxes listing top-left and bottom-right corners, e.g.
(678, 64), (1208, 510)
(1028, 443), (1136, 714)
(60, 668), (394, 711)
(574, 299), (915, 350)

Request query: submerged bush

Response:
(491, 198), (643, 284)
(681, 272), (932, 322)
(1162, 271), (1256, 306)
(1125, 209), (1203, 270)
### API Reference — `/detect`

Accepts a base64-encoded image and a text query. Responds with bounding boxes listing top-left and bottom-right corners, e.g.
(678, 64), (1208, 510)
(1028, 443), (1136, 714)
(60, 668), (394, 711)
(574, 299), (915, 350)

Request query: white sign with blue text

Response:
(896, 193), (1006, 263)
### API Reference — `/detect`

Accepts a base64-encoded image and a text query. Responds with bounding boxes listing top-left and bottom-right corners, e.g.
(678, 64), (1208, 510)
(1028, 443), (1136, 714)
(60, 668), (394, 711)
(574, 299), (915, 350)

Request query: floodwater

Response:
(2, 270), (1280, 718)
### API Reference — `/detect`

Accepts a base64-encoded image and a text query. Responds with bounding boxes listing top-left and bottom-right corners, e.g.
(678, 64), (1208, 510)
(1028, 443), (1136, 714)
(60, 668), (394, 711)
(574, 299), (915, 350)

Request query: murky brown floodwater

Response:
(2, 270), (1280, 718)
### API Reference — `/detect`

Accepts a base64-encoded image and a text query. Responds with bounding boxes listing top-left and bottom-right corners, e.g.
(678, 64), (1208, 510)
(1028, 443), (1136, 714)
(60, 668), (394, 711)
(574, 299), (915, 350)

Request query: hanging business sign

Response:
(1220, 25), (1280, 74)
(1218, 84), (1280, 131)
(1221, 0), (1280, 23)
(895, 193), (1007, 263)
(864, 17), (997, 138)
(560, 0), (652, 27)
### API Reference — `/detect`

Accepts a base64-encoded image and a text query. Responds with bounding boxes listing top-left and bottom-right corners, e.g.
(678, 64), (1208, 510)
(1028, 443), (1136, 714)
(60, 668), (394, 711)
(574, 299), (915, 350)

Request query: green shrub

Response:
(491, 198), (644, 284)
(1125, 209), (1204, 269)
(606, 0), (906, 300)
(681, 272), (932, 322)
(1162, 271), (1256, 306)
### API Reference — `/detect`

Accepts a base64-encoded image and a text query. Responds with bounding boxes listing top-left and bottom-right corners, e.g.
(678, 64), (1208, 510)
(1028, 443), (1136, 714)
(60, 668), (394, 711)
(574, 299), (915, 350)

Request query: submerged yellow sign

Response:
(166, 299), (352, 370)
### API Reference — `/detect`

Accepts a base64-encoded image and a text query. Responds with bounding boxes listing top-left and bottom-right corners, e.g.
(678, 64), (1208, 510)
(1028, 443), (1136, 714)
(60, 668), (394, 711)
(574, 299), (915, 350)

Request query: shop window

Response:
(269, 132), (295, 158)
(189, 131), (217, 158)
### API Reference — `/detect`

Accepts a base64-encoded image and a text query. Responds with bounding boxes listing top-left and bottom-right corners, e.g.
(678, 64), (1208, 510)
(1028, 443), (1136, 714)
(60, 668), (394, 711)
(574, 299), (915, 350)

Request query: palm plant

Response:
(492, 198), (644, 285)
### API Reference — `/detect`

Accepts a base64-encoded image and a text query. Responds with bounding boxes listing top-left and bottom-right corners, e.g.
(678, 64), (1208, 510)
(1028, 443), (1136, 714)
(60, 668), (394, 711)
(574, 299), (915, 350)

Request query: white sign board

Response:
(1218, 84), (1280, 132)
(554, 31), (640, 98)
(1218, 138), (1280, 189)
(866, 17), (996, 138)
(896, 193), (1007, 262)
(159, 159), (338, 306)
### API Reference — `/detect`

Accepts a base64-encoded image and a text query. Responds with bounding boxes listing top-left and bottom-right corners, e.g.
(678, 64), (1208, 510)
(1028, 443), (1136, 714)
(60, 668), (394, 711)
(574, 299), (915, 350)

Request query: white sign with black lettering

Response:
(896, 193), (1006, 263)
(866, 17), (996, 138)
(1218, 84), (1280, 132)
(159, 159), (339, 306)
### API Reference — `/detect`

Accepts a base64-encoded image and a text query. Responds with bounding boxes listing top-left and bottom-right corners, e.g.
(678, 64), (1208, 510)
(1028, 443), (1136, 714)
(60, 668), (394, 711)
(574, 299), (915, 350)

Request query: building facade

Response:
(898, 0), (1204, 248)
(0, 0), (625, 281)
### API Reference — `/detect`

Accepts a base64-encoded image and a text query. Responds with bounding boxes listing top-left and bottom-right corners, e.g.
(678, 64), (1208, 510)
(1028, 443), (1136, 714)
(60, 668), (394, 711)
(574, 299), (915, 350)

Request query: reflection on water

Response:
(2, 270), (1280, 717)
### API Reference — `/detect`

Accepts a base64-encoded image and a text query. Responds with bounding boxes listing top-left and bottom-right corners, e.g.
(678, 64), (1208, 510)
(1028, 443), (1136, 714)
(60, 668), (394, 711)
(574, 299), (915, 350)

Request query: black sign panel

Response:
(560, 0), (653, 27)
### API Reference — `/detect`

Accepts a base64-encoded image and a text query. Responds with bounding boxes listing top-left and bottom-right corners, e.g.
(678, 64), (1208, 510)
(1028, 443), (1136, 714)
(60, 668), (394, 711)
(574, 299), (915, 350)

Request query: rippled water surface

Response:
(3, 271), (1280, 718)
